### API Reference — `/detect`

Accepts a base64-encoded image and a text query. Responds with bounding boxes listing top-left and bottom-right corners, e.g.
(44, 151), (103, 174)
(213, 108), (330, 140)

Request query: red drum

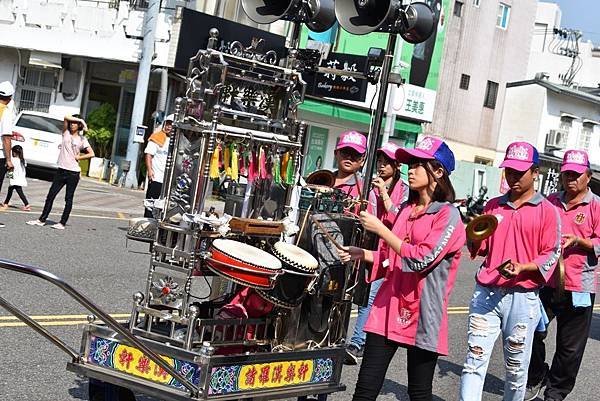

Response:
(206, 239), (282, 289)
(258, 242), (319, 308)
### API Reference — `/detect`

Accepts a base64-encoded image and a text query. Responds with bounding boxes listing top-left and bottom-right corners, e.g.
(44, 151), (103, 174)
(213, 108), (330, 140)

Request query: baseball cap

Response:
(377, 142), (401, 161)
(164, 114), (175, 122)
(0, 81), (14, 97)
(499, 142), (539, 171)
(335, 131), (367, 154)
(561, 149), (590, 174)
(395, 136), (456, 174)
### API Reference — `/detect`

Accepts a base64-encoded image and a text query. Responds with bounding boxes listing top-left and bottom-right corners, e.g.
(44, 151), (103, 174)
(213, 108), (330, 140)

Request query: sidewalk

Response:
(0, 175), (146, 218)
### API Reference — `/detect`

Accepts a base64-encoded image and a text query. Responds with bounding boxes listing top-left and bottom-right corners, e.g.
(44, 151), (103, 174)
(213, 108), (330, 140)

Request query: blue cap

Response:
(395, 136), (456, 174)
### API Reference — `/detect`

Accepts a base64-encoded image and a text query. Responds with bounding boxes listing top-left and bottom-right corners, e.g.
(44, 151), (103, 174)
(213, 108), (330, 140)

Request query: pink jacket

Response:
(365, 202), (465, 355)
(367, 179), (409, 228)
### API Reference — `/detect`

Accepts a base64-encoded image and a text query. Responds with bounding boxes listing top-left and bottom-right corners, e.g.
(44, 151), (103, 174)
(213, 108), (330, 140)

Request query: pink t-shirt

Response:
(57, 131), (91, 172)
(367, 179), (409, 227)
(547, 190), (600, 293)
(474, 192), (561, 289)
(366, 202), (466, 355)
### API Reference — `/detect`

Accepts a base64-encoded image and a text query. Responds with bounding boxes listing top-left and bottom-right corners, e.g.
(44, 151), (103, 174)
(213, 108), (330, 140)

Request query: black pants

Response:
(144, 180), (163, 218)
(39, 168), (80, 225)
(4, 185), (28, 206)
(528, 287), (595, 400)
(352, 333), (439, 401)
(0, 159), (6, 194)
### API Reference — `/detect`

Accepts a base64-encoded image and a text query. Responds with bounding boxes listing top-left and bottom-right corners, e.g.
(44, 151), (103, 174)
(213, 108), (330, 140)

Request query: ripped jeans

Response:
(459, 283), (541, 401)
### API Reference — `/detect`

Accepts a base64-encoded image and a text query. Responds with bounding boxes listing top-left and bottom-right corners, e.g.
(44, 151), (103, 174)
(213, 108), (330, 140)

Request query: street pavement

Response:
(1, 183), (600, 400)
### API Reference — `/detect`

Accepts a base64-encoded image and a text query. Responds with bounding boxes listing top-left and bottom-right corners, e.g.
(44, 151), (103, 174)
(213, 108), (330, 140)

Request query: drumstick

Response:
(310, 215), (344, 250)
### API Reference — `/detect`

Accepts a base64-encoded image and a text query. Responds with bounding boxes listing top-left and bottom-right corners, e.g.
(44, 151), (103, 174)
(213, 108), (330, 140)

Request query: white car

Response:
(11, 111), (64, 169)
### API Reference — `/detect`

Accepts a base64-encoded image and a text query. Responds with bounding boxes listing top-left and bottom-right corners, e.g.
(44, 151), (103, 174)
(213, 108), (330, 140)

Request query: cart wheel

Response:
(89, 378), (136, 401)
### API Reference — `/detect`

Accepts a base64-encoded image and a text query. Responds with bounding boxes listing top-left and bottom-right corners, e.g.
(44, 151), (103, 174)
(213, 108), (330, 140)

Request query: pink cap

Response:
(377, 142), (401, 160)
(336, 131), (367, 154)
(561, 149), (590, 174)
(499, 142), (539, 171)
(395, 136), (455, 173)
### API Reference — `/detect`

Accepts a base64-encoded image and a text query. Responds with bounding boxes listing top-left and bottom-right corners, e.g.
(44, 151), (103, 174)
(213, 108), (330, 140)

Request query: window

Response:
(454, 1), (464, 17)
(483, 81), (499, 108)
(474, 156), (493, 165)
(579, 124), (593, 150)
(460, 74), (471, 90)
(17, 67), (56, 113)
(497, 3), (510, 29)
(473, 0), (481, 6)
(559, 117), (573, 132)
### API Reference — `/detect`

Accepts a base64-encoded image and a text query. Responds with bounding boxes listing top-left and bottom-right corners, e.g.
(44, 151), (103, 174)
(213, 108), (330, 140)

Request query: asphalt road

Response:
(1, 209), (600, 401)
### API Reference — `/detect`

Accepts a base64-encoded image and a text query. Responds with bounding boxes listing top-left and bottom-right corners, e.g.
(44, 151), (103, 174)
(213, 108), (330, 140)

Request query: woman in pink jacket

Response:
(340, 136), (466, 401)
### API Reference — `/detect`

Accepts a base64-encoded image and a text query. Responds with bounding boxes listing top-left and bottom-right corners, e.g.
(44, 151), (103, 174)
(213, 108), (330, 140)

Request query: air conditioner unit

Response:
(546, 129), (568, 149)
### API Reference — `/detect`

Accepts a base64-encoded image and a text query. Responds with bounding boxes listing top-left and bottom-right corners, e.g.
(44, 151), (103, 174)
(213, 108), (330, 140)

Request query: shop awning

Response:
(560, 112), (578, 120)
(29, 51), (62, 69)
(300, 98), (422, 133)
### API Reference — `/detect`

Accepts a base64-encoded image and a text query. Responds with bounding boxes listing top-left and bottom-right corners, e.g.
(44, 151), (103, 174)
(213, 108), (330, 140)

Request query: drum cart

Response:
(0, 30), (362, 401)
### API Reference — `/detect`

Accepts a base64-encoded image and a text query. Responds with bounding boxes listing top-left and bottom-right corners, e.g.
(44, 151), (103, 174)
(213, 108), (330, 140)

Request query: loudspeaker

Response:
(241, 0), (336, 33)
(335, 0), (435, 43)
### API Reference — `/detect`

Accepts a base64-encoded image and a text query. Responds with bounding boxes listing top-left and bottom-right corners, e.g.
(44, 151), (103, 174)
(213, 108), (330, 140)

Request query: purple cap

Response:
(377, 142), (401, 161)
(336, 131), (367, 154)
(395, 136), (456, 174)
(499, 142), (539, 171)
(561, 149), (590, 174)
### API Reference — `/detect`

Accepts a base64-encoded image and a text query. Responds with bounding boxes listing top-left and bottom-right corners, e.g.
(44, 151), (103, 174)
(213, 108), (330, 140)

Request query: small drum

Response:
(258, 242), (319, 308)
(206, 239), (282, 289)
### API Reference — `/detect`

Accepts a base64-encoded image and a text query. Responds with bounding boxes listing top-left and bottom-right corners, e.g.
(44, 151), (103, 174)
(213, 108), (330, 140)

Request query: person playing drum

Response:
(339, 136), (465, 401)
(459, 142), (561, 401)
(345, 141), (408, 365)
(526, 150), (600, 401)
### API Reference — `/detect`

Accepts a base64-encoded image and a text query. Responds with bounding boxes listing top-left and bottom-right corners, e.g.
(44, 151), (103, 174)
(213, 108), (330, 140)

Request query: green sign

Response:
(303, 126), (329, 175)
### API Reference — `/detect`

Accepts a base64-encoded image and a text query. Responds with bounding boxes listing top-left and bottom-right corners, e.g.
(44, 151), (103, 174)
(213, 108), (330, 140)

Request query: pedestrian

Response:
(26, 114), (95, 229)
(144, 114), (173, 218)
(345, 141), (408, 365)
(459, 141), (561, 401)
(0, 145), (30, 211)
(339, 136), (465, 401)
(0, 80), (15, 228)
(525, 150), (600, 401)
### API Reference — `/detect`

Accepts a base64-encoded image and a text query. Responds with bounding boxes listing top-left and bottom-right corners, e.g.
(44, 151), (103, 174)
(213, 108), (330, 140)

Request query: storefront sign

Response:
(305, 53), (368, 102)
(391, 84), (436, 122)
(303, 126), (329, 175)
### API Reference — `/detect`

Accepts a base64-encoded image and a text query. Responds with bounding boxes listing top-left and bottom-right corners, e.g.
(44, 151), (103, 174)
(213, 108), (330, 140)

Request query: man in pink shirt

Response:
(526, 150), (600, 401)
(459, 142), (561, 401)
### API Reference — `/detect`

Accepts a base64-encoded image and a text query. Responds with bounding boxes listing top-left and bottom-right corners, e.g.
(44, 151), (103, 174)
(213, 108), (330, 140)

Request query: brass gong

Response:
(466, 214), (498, 242)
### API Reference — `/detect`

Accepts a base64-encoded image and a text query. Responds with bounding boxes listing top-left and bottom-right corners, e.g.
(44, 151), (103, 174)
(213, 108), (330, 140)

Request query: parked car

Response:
(11, 111), (64, 169)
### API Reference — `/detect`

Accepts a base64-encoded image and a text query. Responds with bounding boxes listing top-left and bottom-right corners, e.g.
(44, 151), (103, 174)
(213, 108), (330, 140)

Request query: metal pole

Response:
(361, 34), (397, 205)
(382, 36), (405, 145)
(124, 0), (160, 188)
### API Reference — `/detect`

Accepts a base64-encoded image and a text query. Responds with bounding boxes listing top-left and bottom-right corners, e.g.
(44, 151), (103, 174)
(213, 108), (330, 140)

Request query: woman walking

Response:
(27, 114), (94, 229)
(1, 145), (30, 211)
(339, 136), (465, 401)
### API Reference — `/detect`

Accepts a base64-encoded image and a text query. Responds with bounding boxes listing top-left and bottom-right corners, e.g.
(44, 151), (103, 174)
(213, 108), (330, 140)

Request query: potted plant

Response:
(86, 103), (117, 179)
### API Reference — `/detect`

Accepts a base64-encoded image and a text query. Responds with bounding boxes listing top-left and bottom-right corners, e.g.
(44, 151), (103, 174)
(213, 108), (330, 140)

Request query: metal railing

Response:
(0, 258), (199, 397)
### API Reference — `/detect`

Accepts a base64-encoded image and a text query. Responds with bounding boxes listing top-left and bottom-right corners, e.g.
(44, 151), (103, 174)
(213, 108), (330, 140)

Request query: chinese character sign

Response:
(391, 84), (437, 122)
(238, 360), (314, 390)
(305, 52), (368, 102)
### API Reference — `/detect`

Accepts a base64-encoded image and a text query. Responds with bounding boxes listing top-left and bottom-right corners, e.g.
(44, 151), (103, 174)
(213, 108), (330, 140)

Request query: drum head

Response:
(212, 239), (282, 271)
(273, 242), (319, 272)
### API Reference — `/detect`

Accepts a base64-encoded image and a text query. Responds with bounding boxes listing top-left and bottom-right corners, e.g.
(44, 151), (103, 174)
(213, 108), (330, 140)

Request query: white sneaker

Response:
(26, 219), (45, 226)
(0, 222), (5, 228)
(51, 223), (65, 230)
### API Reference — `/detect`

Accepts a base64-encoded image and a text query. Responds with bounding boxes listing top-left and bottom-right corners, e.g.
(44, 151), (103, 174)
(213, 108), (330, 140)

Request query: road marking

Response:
(0, 313), (131, 321)
(117, 212), (126, 219)
(0, 320), (128, 328)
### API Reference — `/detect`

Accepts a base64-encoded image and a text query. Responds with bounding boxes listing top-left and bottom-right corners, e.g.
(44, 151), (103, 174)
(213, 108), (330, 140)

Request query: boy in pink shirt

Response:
(333, 130), (367, 201)
(340, 136), (465, 401)
(526, 150), (600, 401)
(459, 142), (561, 401)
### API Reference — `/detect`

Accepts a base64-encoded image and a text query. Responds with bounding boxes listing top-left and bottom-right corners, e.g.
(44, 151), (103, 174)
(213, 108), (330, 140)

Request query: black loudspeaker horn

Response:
(241, 0), (336, 33)
(335, 0), (435, 43)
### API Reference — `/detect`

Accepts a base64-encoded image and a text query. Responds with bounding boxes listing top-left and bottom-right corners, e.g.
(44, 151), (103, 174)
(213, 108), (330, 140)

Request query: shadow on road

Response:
(437, 358), (505, 397)
(381, 378), (445, 401)
(588, 313), (600, 341)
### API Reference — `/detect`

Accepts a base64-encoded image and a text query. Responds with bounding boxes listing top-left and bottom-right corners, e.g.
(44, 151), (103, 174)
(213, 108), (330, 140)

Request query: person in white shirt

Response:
(0, 81), (15, 228)
(143, 114), (173, 218)
(1, 145), (30, 211)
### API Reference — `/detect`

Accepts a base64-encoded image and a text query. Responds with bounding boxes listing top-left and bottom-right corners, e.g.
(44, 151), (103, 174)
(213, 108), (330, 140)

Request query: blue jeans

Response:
(459, 283), (541, 401)
(349, 279), (383, 349)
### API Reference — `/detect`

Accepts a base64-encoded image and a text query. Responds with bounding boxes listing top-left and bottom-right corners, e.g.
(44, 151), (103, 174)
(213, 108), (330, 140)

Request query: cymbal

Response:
(466, 214), (498, 242)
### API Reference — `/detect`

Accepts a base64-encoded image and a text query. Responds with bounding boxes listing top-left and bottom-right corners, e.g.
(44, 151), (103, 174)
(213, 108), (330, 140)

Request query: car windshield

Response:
(15, 114), (63, 134)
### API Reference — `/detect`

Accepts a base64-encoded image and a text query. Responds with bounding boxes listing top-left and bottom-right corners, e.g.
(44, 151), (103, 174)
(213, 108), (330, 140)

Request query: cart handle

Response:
(0, 259), (199, 397)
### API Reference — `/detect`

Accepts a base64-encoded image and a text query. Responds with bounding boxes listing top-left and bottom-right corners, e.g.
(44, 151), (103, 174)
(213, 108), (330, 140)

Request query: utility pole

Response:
(124, 0), (160, 188)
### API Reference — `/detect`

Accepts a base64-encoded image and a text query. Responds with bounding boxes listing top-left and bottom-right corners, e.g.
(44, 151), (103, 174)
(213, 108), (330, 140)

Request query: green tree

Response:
(86, 103), (117, 159)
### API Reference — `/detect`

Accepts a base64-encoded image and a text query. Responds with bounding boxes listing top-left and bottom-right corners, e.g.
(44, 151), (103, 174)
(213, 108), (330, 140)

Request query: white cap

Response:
(0, 81), (14, 97)
(164, 114), (175, 122)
